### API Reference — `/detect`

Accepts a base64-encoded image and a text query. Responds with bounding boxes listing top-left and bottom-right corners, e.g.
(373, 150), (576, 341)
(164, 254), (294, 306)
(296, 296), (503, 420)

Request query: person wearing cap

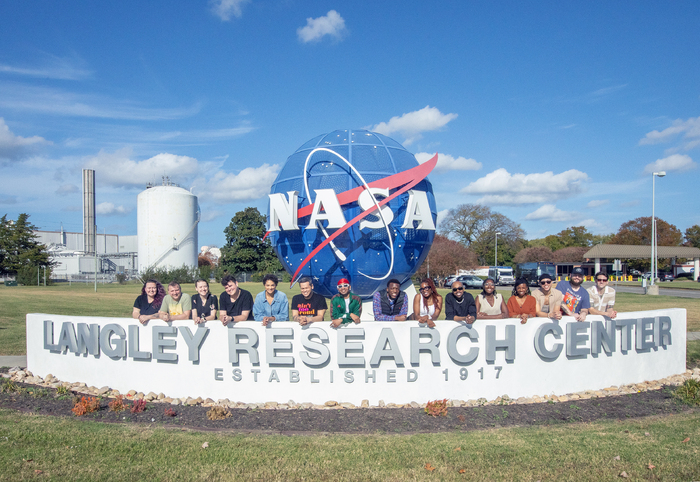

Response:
(587, 271), (617, 318)
(444, 280), (477, 324)
(291, 276), (327, 325)
(532, 273), (563, 319)
(372, 278), (409, 321)
(555, 267), (590, 321)
(330, 278), (362, 327)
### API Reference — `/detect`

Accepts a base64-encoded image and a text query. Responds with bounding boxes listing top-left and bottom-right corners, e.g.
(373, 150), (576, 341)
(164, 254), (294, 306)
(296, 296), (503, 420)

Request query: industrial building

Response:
(33, 170), (200, 282)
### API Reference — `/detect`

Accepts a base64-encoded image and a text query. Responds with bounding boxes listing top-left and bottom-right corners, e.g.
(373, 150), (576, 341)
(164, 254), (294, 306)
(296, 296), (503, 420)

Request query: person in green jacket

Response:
(330, 278), (362, 327)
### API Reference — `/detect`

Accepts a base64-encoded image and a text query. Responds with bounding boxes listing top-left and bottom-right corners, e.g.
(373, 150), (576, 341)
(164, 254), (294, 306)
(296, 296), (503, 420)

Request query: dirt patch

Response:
(1, 382), (696, 434)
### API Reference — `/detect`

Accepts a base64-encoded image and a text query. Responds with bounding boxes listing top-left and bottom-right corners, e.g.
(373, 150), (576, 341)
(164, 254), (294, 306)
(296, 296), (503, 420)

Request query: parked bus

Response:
(516, 262), (557, 286)
(488, 266), (515, 286)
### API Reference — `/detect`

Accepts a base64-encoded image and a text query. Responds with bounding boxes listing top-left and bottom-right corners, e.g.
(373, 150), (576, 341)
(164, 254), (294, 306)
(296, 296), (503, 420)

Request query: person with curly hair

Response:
(507, 278), (537, 324)
(132, 279), (165, 325)
(253, 273), (289, 325)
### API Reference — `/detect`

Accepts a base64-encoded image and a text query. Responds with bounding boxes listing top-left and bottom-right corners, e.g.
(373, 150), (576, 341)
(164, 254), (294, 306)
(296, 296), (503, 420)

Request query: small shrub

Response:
(28, 388), (50, 398)
(674, 379), (700, 406)
(0, 379), (20, 393)
(72, 397), (100, 416)
(207, 405), (232, 420)
(425, 399), (448, 417)
(131, 399), (147, 413)
(115, 273), (127, 284)
(56, 386), (70, 396)
(108, 395), (127, 412)
(164, 407), (177, 417)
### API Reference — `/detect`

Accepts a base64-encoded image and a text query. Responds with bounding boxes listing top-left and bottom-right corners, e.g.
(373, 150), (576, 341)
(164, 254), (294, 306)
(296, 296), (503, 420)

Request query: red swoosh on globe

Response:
(288, 153), (438, 285)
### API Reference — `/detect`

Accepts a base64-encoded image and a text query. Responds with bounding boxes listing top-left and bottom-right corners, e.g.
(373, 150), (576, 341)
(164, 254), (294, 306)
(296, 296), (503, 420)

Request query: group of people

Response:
(132, 267), (617, 327)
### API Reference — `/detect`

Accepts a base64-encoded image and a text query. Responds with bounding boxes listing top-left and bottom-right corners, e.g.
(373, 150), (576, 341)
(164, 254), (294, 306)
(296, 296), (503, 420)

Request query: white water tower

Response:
(137, 180), (200, 272)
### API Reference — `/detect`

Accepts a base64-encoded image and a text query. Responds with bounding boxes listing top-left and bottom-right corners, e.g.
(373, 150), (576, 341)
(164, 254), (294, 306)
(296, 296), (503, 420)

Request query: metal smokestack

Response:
(82, 169), (96, 254)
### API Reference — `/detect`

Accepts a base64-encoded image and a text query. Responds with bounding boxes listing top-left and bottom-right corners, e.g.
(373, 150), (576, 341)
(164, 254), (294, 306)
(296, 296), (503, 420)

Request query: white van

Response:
(488, 266), (515, 286)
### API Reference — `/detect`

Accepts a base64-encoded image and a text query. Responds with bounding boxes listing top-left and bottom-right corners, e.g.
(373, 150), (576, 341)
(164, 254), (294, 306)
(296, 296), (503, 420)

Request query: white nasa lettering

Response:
(358, 188), (393, 230)
(268, 189), (435, 232)
(401, 190), (435, 230)
(308, 189), (347, 229)
(268, 191), (299, 232)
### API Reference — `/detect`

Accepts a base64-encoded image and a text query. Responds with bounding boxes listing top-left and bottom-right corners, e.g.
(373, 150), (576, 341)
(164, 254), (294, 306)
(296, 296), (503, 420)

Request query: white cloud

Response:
(193, 164), (280, 203)
(639, 116), (700, 146)
(201, 210), (224, 222)
(55, 184), (79, 196)
(84, 148), (201, 187)
(460, 168), (589, 205)
(96, 202), (130, 216)
(370, 106), (458, 145)
(643, 154), (696, 174)
(210, 0), (251, 21)
(587, 199), (609, 208)
(590, 84), (628, 97)
(297, 10), (347, 43)
(0, 53), (92, 80)
(526, 204), (578, 222)
(0, 82), (201, 120)
(415, 152), (481, 173)
(0, 118), (51, 161)
(436, 209), (450, 228)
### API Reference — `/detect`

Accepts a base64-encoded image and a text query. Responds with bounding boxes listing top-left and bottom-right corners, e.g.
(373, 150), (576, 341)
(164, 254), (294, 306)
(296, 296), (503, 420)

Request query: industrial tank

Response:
(137, 184), (199, 272)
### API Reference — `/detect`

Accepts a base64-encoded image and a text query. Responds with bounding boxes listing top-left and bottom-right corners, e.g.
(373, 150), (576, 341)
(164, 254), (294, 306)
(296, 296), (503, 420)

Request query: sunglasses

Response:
(452, 287), (464, 292)
(540, 280), (552, 285)
(419, 287), (432, 292)
(337, 284), (350, 288)
(596, 278), (608, 282)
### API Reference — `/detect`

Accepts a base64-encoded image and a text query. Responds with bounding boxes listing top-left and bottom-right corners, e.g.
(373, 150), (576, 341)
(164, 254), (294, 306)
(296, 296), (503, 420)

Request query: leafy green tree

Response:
(0, 213), (53, 277)
(513, 246), (554, 264)
(610, 216), (682, 246)
(556, 226), (593, 247)
(439, 204), (525, 266)
(220, 207), (282, 275)
(685, 225), (700, 248)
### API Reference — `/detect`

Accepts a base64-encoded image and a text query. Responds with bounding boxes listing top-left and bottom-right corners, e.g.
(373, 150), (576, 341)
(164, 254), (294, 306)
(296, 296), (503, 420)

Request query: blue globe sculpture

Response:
(268, 129), (437, 299)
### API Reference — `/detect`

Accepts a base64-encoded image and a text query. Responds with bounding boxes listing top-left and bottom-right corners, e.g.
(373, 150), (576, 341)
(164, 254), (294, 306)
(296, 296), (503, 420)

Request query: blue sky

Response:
(1, 1), (698, 249)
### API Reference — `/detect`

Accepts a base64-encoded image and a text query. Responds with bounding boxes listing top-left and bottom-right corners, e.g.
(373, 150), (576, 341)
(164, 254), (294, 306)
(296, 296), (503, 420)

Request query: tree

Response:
(0, 213), (53, 277)
(513, 246), (554, 264)
(685, 225), (700, 248)
(439, 204), (525, 265)
(610, 216), (683, 246)
(220, 208), (282, 275)
(552, 246), (589, 263)
(556, 226), (593, 247)
(415, 234), (478, 279)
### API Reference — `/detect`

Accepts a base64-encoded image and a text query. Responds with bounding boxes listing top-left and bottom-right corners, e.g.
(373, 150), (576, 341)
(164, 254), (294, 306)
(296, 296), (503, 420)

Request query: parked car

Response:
(445, 275), (483, 289)
(629, 269), (642, 276)
(659, 272), (675, 282)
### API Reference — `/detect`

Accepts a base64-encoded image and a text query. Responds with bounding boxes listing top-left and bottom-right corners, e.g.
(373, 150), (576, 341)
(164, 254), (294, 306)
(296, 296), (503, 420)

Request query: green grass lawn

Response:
(0, 282), (699, 355)
(0, 409), (698, 481)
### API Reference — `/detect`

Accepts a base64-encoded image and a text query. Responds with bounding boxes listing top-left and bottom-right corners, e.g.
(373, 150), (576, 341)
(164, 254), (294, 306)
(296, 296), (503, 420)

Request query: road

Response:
(584, 282), (700, 299)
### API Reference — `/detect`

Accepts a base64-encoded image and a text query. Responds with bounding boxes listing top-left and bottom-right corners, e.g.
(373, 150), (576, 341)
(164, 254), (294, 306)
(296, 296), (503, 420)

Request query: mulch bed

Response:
(0, 381), (697, 435)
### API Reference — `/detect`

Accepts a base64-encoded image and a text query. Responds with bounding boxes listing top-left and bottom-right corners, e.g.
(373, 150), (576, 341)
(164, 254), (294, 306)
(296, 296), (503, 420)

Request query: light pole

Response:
(651, 171), (665, 286)
(495, 232), (501, 266)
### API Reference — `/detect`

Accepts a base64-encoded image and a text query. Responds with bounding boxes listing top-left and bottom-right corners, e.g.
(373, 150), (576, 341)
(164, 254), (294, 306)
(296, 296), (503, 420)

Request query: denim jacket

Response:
(253, 290), (289, 321)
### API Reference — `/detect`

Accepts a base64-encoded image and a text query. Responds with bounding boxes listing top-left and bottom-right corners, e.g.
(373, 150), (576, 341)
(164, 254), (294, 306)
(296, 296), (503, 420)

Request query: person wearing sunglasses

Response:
(444, 280), (476, 324)
(532, 273), (563, 319)
(587, 272), (617, 318)
(555, 267), (590, 321)
(330, 278), (362, 327)
(412, 278), (443, 328)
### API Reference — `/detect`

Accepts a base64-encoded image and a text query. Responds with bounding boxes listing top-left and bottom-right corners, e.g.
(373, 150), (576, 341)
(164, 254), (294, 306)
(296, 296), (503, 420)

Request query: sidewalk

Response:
(3, 333), (700, 368)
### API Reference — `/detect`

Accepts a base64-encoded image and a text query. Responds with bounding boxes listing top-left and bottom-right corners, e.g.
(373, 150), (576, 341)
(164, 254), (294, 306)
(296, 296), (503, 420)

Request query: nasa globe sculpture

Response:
(267, 129), (437, 298)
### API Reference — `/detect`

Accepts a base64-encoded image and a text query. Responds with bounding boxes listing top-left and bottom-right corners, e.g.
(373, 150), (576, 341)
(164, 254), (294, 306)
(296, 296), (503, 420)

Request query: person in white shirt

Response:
(587, 272), (617, 318)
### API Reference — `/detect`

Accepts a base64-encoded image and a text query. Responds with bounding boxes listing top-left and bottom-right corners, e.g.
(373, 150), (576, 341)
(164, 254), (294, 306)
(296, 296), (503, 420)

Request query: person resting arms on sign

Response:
(444, 280), (477, 324)
(412, 278), (442, 328)
(475, 278), (509, 320)
(330, 278), (362, 327)
(132, 279), (165, 325)
(506, 278), (537, 324)
(253, 273), (289, 325)
(192, 278), (218, 324)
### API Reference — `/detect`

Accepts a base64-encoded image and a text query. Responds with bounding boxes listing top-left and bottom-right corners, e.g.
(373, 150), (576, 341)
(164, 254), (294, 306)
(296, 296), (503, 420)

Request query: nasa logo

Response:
(268, 130), (437, 299)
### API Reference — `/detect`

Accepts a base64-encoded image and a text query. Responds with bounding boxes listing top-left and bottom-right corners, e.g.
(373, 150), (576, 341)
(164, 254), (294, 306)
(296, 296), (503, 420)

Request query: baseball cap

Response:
(572, 267), (584, 276)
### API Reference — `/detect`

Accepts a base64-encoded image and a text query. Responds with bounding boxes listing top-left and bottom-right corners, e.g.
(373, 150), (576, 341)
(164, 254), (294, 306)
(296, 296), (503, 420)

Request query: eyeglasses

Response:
(419, 287), (432, 292)
(337, 284), (350, 288)
(596, 278), (608, 282)
(452, 287), (464, 292)
(540, 280), (552, 285)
